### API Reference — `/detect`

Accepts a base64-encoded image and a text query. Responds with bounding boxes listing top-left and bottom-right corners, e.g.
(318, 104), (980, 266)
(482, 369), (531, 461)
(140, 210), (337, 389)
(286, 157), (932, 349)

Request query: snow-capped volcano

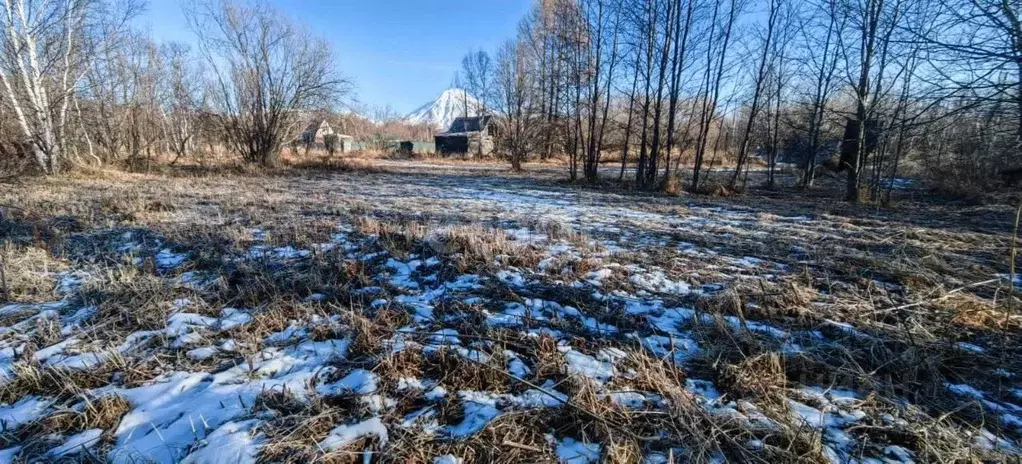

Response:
(405, 88), (483, 130)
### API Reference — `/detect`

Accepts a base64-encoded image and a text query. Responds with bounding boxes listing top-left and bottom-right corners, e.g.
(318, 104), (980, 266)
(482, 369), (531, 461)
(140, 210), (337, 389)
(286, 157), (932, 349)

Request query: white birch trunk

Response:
(0, 0), (90, 173)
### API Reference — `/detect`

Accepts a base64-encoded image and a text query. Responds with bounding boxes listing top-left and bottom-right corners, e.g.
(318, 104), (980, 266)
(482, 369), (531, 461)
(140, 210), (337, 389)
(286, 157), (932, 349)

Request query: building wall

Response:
(437, 132), (493, 157)
(436, 135), (469, 155)
(409, 141), (436, 154)
(467, 133), (495, 157)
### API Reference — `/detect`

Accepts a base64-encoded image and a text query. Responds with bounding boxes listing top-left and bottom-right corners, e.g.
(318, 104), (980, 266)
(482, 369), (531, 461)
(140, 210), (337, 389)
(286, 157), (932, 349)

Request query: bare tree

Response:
(730, 0), (783, 188)
(619, 44), (642, 182)
(914, 0), (1022, 145)
(838, 0), (902, 202)
(466, 0), (1022, 196)
(797, 0), (843, 188)
(764, 1), (796, 188)
(162, 43), (204, 164)
(633, 0), (659, 188)
(187, 0), (348, 166)
(461, 50), (494, 112)
(90, 22), (163, 168)
(525, 0), (567, 161)
(494, 40), (540, 171)
(638, 0), (678, 189)
(581, 0), (623, 183)
(663, 0), (697, 184)
(0, 0), (139, 174)
(691, 0), (744, 191)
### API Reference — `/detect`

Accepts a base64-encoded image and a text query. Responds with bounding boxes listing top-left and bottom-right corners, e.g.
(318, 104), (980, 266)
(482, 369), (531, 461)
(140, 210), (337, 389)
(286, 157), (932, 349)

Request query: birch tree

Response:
(0, 0), (137, 174)
(162, 42), (204, 164)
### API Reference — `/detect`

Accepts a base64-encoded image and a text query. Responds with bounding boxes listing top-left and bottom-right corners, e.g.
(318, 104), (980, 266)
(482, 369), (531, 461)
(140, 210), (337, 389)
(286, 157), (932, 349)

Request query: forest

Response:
(458, 0), (1022, 202)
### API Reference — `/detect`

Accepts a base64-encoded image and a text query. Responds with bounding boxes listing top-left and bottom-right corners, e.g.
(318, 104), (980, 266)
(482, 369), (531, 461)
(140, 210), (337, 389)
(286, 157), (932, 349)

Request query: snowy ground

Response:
(0, 167), (1019, 463)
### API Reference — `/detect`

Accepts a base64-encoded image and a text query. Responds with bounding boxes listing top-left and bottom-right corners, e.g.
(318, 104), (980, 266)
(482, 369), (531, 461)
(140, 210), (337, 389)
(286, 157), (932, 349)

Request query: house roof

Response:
(436, 132), (473, 138)
(444, 115), (491, 134)
(302, 120), (334, 137)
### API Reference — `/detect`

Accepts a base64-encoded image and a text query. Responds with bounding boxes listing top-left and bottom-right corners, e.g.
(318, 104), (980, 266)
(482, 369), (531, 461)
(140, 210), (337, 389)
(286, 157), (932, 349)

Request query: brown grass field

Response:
(0, 159), (1019, 463)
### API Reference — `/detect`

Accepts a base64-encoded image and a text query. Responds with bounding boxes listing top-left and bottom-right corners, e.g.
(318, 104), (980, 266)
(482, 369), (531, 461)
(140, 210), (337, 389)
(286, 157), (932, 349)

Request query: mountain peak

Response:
(405, 88), (482, 130)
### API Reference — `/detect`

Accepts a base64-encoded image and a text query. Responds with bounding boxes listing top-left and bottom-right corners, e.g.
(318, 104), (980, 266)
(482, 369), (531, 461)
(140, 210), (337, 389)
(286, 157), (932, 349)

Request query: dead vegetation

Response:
(0, 166), (1018, 462)
(0, 242), (67, 303)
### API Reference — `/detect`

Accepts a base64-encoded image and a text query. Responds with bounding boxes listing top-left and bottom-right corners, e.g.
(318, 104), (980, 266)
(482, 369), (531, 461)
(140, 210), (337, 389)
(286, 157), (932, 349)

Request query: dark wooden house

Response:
(435, 116), (495, 157)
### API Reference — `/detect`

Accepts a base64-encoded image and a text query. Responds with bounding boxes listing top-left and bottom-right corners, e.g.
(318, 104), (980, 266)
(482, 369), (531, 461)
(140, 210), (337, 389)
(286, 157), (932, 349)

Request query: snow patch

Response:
(319, 417), (389, 451)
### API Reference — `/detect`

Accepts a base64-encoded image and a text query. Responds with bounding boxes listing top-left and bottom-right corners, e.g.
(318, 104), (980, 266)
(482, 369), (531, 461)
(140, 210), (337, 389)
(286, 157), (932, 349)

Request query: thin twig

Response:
(501, 439), (544, 453)
(866, 279), (1002, 315)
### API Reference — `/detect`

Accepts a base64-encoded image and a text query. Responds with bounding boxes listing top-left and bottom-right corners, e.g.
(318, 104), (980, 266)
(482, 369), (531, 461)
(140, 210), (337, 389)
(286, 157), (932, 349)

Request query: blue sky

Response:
(138, 0), (532, 115)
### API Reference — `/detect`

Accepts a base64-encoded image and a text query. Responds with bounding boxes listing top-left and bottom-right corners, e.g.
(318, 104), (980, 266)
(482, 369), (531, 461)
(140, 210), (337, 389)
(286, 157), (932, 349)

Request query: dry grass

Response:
(385, 410), (557, 463)
(356, 217), (544, 273)
(0, 242), (67, 303)
(719, 352), (787, 406)
(0, 363), (115, 405)
(343, 306), (412, 360)
(256, 388), (348, 463)
(78, 268), (177, 332)
(37, 395), (132, 435)
(0, 162), (1018, 463)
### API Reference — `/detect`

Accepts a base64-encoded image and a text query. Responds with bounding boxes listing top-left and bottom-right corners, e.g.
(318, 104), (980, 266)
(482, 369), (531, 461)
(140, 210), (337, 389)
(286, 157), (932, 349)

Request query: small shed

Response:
(435, 115), (495, 157)
(300, 120), (335, 150)
(324, 134), (355, 154)
(339, 135), (354, 153)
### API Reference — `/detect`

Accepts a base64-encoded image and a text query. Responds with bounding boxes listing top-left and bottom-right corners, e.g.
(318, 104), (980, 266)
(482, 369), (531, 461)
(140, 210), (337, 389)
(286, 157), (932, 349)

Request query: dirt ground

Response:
(0, 161), (1019, 463)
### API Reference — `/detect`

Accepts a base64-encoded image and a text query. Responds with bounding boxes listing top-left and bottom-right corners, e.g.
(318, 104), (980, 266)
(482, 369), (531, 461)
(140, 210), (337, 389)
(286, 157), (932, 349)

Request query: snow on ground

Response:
(0, 172), (1016, 462)
(555, 436), (601, 463)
